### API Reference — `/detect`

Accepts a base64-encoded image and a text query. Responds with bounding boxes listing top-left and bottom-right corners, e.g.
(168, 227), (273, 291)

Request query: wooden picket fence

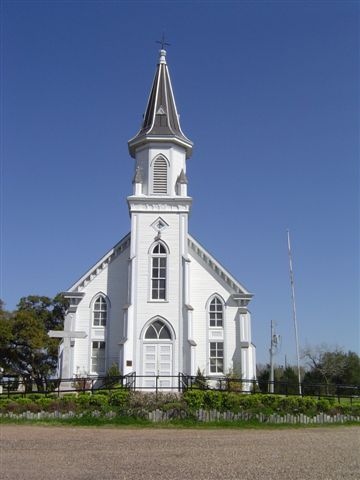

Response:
(1, 410), (359, 424)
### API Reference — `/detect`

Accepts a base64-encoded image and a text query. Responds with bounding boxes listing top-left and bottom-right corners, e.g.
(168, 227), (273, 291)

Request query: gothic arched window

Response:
(151, 242), (167, 300)
(152, 156), (168, 194)
(209, 296), (224, 328)
(93, 295), (107, 327)
(145, 320), (172, 340)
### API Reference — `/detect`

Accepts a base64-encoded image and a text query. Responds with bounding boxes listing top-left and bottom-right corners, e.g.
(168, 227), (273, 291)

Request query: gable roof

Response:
(66, 231), (252, 299)
(188, 234), (253, 297)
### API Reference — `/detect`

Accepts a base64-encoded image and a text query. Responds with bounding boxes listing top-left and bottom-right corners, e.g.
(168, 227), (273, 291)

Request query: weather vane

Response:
(156, 33), (170, 50)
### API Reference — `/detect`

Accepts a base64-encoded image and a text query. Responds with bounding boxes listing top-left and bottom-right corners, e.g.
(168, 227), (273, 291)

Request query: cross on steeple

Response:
(156, 33), (170, 50)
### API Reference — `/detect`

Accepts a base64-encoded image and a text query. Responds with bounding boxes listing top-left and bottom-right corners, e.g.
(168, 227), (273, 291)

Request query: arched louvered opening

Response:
(153, 156), (168, 194)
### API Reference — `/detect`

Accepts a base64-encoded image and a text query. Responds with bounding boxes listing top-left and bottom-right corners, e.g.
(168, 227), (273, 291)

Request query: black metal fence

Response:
(1, 373), (359, 402)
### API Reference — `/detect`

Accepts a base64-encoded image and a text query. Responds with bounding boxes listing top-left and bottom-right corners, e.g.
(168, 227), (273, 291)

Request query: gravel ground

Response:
(0, 425), (359, 480)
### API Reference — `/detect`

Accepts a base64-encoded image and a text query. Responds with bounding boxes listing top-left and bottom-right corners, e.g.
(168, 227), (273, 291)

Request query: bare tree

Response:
(301, 344), (347, 393)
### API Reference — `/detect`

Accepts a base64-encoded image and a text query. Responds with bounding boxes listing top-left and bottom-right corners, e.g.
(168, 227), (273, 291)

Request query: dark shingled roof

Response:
(128, 50), (193, 158)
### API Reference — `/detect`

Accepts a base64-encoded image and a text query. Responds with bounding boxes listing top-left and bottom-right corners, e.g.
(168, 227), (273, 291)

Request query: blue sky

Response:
(2, 1), (359, 364)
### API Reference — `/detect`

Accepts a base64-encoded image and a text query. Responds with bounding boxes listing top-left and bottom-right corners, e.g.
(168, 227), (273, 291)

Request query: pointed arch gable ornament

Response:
(140, 316), (176, 340)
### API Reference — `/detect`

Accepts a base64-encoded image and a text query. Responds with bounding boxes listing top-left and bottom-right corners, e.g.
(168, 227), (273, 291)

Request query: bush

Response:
(127, 392), (180, 417)
(35, 397), (56, 410)
(108, 389), (129, 409)
(192, 368), (208, 390)
(75, 393), (92, 410)
(183, 390), (205, 411)
(102, 363), (122, 389)
(89, 394), (109, 412)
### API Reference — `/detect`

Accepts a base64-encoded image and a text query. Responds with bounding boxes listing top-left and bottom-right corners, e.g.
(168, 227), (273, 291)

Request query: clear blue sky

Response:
(1, 1), (359, 364)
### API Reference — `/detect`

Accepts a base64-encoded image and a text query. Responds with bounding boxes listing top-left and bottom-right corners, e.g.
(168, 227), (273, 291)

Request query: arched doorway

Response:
(142, 319), (173, 389)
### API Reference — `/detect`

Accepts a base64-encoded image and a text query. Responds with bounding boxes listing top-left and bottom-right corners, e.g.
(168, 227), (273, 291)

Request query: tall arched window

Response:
(151, 242), (167, 300)
(93, 295), (107, 326)
(209, 296), (223, 327)
(152, 156), (168, 194)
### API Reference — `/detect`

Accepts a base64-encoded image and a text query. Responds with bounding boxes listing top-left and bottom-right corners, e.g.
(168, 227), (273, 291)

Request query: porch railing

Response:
(0, 374), (359, 402)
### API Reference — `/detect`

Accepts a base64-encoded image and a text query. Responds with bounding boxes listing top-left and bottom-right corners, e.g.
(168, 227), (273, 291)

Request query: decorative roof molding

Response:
(128, 49), (193, 159)
(68, 233), (131, 293)
(132, 166), (143, 184)
(177, 169), (188, 184)
(127, 195), (192, 213)
(188, 234), (253, 298)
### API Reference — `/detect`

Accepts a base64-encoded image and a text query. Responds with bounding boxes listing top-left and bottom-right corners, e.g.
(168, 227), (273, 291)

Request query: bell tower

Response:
(123, 49), (193, 379)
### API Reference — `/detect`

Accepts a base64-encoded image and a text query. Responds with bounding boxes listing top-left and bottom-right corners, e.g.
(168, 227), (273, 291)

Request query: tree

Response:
(257, 363), (302, 394)
(302, 344), (347, 394)
(0, 295), (68, 391)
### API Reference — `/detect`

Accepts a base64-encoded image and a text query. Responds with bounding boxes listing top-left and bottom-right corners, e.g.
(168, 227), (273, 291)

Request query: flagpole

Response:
(287, 229), (302, 395)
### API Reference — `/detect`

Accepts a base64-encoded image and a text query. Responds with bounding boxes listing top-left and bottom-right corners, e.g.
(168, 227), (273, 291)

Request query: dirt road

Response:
(1, 425), (359, 479)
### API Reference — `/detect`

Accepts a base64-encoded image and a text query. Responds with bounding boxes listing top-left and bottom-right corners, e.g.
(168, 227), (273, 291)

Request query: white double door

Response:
(142, 343), (173, 389)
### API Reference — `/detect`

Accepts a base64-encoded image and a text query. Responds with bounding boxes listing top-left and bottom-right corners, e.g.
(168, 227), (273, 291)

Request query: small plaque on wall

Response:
(126, 360), (132, 367)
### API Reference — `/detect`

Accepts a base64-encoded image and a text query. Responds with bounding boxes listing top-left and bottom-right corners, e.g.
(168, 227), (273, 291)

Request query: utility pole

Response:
(287, 229), (302, 395)
(269, 320), (280, 393)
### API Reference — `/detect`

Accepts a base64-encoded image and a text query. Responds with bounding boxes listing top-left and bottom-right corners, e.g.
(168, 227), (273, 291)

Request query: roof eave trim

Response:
(165, 63), (190, 140)
(128, 134), (193, 158)
(67, 232), (131, 292)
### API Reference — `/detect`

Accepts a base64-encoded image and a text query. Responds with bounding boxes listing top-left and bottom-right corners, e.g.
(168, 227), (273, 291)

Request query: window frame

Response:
(149, 241), (169, 302)
(92, 295), (108, 327)
(144, 320), (172, 341)
(209, 341), (224, 374)
(91, 340), (106, 375)
(208, 296), (224, 328)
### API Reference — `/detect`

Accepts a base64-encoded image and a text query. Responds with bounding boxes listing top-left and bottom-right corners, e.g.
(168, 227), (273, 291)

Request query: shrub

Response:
(35, 397), (56, 410)
(222, 370), (243, 393)
(4, 401), (24, 414)
(108, 389), (129, 409)
(75, 393), (92, 410)
(162, 401), (188, 418)
(89, 394), (109, 412)
(192, 368), (208, 390)
(127, 392), (180, 417)
(0, 399), (13, 412)
(183, 390), (205, 410)
(26, 393), (43, 401)
(102, 363), (122, 389)
(72, 372), (92, 392)
(203, 390), (224, 410)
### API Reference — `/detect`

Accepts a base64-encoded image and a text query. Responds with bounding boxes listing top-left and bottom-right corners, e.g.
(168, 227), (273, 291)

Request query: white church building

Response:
(55, 49), (256, 389)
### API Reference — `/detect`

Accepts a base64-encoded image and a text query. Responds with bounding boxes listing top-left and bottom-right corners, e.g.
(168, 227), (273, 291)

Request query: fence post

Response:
(156, 376), (158, 397)
(58, 380), (60, 398)
(8, 378), (10, 398)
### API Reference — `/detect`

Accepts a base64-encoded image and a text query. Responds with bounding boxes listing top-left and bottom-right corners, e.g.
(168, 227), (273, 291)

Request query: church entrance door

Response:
(142, 319), (173, 390)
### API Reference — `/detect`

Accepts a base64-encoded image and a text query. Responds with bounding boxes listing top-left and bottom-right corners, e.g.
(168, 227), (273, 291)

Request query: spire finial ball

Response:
(159, 49), (167, 64)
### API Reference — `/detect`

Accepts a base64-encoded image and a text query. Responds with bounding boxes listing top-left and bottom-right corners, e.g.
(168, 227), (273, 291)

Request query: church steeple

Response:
(128, 49), (193, 159)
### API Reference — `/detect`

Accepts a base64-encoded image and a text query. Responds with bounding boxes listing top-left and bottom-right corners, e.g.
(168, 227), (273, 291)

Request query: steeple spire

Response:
(128, 49), (193, 159)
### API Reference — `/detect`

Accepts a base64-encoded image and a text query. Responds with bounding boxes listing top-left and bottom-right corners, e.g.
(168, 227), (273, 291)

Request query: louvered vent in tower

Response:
(153, 156), (168, 194)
